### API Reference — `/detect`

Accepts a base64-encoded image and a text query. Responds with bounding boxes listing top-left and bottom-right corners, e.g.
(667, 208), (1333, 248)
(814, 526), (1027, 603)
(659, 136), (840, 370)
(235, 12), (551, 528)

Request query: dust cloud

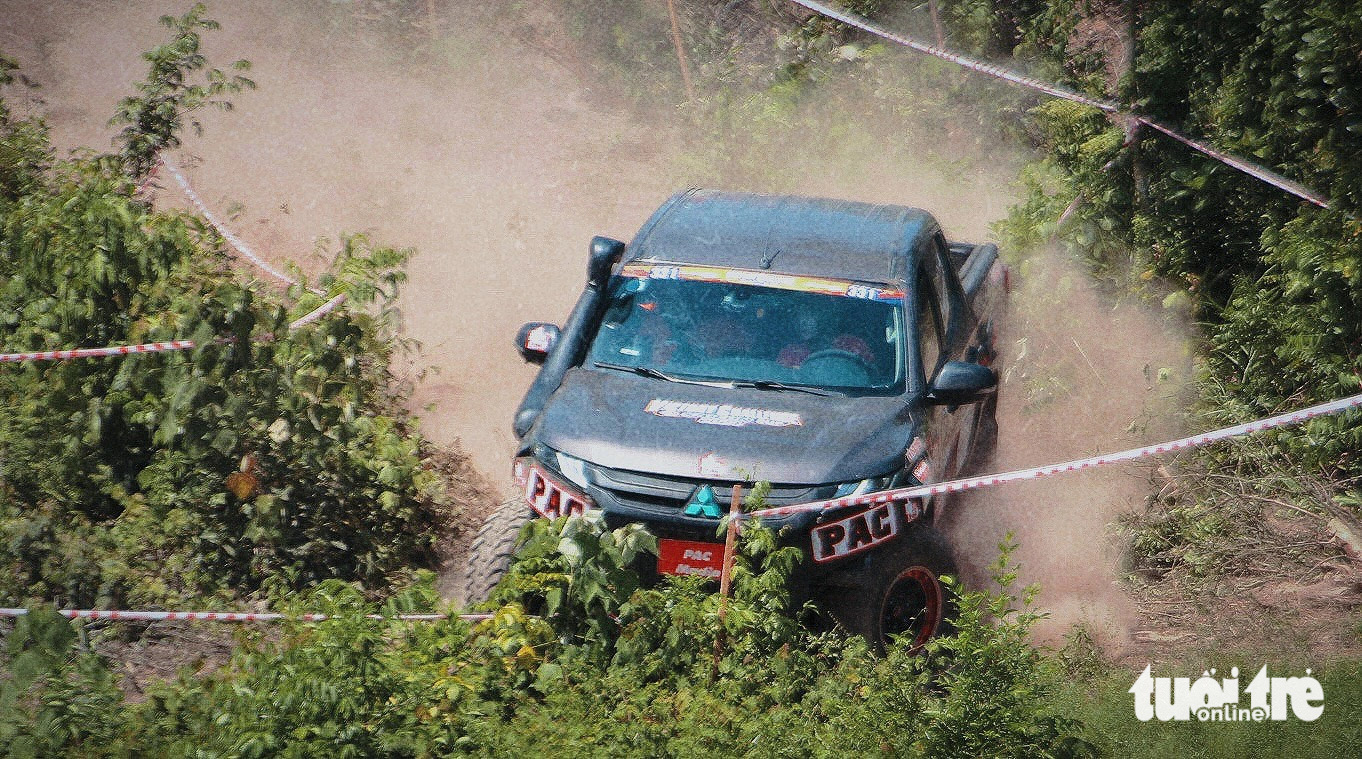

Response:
(3, 1), (1193, 645)
(944, 251), (1194, 650)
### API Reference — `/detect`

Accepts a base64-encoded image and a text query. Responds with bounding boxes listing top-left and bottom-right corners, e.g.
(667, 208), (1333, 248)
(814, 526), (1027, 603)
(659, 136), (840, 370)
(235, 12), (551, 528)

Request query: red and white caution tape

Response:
(1133, 117), (1331, 209)
(1, 294), (348, 364)
(788, 0), (1336, 211)
(0, 340), (198, 363)
(0, 607), (491, 623)
(748, 391), (1362, 519)
(162, 158), (325, 294)
(4, 395), (1359, 615)
(791, 0), (1119, 114)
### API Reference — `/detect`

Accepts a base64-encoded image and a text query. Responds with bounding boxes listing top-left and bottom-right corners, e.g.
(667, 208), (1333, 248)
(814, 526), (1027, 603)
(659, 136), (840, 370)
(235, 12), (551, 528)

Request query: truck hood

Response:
(534, 368), (920, 484)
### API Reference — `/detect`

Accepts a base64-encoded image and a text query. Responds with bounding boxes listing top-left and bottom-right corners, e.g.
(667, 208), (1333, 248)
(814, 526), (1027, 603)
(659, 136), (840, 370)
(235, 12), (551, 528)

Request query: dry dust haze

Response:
(1, 0), (1193, 647)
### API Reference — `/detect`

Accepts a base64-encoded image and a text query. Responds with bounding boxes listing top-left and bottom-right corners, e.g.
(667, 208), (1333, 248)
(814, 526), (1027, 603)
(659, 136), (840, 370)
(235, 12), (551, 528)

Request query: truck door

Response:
(917, 243), (972, 484)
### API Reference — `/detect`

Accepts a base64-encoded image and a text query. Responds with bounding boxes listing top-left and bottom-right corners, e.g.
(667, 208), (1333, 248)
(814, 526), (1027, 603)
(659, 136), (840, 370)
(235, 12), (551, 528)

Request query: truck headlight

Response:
(554, 451), (591, 490)
(529, 444), (592, 491)
(834, 475), (892, 498)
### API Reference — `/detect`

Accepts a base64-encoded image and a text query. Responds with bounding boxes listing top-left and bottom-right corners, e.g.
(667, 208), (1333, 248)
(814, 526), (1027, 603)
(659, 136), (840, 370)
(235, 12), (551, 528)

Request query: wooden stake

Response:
(711, 484), (742, 681)
(929, 0), (945, 47)
(1123, 0), (1146, 207)
(666, 0), (697, 102)
(718, 484), (742, 601)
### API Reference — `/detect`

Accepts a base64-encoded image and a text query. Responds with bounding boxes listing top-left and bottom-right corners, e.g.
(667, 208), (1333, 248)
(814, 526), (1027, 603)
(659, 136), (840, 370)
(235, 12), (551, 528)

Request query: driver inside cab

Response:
(777, 311), (876, 369)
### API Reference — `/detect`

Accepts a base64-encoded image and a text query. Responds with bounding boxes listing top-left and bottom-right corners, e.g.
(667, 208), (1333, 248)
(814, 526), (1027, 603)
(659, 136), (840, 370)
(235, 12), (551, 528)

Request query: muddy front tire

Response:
(457, 498), (532, 606)
(820, 525), (957, 652)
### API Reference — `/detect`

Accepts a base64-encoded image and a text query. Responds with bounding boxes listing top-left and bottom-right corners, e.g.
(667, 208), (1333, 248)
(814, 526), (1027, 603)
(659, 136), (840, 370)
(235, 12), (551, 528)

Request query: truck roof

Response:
(623, 189), (937, 284)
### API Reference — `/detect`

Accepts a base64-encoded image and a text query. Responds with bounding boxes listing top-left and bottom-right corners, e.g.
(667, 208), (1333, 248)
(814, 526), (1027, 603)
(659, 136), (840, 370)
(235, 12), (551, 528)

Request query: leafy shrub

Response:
(468, 522), (1094, 757)
(0, 523), (1098, 757)
(0, 607), (127, 757)
(112, 5), (255, 178)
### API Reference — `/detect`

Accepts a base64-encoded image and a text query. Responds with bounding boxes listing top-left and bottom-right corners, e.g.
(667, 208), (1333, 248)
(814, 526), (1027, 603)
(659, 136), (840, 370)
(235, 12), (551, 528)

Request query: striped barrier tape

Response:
(747, 390), (1362, 519)
(791, 0), (1119, 114)
(0, 340), (198, 363)
(1133, 117), (1332, 209)
(3, 392), (1358, 620)
(0, 608), (491, 623)
(162, 158), (326, 294)
(1, 294), (349, 364)
(788, 0), (1335, 211)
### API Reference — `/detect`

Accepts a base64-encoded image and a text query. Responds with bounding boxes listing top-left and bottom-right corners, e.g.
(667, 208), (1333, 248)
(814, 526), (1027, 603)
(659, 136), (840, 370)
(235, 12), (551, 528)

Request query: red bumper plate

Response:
(657, 538), (724, 579)
(811, 501), (906, 563)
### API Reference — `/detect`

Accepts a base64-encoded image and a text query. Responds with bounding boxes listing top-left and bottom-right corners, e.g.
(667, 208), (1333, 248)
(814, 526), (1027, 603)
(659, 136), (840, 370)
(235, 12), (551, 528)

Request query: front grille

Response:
(584, 462), (834, 512)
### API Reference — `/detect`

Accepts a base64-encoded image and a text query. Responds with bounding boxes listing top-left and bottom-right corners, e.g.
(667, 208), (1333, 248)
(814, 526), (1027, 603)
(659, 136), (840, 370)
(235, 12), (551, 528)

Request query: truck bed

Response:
(950, 241), (1001, 305)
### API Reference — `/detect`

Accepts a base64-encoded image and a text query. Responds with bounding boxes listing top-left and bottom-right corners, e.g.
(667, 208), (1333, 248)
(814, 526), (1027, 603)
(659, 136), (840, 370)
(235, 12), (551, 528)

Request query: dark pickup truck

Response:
(462, 189), (1008, 646)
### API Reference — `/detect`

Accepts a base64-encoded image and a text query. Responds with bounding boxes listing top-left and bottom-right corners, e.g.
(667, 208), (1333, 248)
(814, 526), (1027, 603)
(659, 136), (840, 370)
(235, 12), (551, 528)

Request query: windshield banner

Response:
(619, 263), (904, 302)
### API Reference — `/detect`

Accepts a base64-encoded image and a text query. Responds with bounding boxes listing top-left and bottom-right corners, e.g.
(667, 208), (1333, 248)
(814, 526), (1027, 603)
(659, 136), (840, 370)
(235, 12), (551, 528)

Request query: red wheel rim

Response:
(881, 565), (943, 648)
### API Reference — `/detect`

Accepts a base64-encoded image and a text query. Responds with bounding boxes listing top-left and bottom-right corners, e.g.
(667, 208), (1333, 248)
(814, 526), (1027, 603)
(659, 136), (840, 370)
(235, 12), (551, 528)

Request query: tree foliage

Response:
(111, 4), (255, 178)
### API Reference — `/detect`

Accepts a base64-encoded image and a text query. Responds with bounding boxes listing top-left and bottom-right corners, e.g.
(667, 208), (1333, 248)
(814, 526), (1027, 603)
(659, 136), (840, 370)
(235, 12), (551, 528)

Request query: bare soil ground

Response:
(94, 624), (241, 701)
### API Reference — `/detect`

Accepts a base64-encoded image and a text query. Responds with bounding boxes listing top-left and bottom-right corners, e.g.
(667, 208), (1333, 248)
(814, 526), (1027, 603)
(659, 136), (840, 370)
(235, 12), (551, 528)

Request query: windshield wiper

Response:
(728, 379), (834, 397)
(593, 361), (673, 380)
(594, 362), (837, 395)
(593, 362), (729, 387)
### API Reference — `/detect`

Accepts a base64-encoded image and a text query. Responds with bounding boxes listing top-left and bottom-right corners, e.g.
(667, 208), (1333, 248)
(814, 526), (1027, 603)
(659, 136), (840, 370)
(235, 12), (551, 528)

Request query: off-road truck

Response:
(462, 189), (1007, 646)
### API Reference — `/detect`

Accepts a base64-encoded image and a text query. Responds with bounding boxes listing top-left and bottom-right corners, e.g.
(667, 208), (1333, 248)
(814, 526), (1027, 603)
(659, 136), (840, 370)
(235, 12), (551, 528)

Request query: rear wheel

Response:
(820, 525), (957, 652)
(457, 498), (532, 606)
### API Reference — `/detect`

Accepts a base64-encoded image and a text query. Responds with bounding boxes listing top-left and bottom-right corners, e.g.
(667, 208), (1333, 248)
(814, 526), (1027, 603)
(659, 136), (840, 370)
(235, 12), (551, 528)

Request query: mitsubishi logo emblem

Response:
(683, 484), (724, 518)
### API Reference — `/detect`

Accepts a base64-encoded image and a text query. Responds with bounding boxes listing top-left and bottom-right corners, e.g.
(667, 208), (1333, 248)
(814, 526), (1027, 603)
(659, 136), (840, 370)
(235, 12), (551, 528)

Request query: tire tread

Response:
(456, 498), (532, 605)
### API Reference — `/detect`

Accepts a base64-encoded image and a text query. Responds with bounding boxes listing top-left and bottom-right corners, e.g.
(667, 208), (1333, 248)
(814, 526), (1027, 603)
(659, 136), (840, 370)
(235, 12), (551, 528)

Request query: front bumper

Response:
(511, 454), (926, 579)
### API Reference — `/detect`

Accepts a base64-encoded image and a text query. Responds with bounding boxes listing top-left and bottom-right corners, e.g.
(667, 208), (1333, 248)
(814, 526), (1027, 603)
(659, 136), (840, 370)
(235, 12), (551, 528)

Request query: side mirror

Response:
(515, 322), (561, 365)
(926, 361), (997, 406)
(588, 235), (626, 289)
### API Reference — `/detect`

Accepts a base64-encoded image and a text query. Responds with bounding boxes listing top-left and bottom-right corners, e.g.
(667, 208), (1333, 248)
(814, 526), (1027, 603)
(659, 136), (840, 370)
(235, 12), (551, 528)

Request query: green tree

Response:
(111, 4), (254, 178)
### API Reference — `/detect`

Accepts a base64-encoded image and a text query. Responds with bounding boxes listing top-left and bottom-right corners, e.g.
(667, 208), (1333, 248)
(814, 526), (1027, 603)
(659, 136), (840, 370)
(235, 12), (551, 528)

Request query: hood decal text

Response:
(645, 399), (803, 428)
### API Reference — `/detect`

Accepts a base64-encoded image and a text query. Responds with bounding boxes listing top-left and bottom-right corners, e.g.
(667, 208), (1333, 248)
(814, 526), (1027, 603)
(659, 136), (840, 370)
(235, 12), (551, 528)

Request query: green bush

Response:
(0, 523), (1097, 757)
(0, 607), (127, 757)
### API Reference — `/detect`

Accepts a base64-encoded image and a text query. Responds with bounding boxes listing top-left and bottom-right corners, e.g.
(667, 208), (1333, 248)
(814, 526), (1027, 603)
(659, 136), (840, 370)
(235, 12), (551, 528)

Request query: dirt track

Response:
(2, 1), (1199, 645)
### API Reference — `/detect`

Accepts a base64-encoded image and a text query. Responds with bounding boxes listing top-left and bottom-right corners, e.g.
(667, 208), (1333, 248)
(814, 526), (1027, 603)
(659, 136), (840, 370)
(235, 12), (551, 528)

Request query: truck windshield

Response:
(586, 265), (906, 394)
